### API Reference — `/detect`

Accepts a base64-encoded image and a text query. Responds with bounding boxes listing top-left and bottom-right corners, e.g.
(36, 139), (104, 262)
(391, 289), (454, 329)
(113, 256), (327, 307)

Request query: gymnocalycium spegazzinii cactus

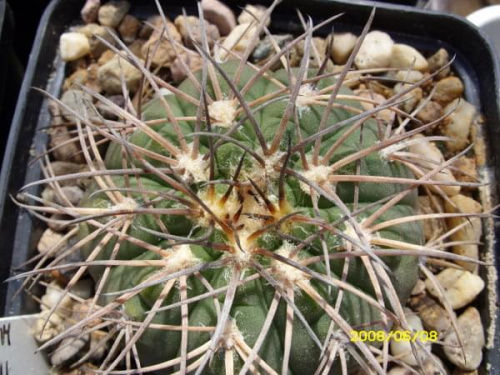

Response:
(12, 2), (487, 375)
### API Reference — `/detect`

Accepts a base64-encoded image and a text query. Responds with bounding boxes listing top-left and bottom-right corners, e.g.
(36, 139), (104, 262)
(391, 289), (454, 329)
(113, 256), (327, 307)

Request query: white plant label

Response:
(0, 314), (50, 374)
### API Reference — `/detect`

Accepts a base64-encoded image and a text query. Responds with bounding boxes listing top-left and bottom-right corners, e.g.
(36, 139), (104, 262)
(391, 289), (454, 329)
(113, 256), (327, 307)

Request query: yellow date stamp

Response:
(350, 330), (438, 343)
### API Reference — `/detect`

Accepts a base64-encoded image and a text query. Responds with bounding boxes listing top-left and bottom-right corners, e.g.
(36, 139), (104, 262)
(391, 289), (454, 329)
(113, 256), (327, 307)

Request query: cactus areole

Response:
(79, 61), (423, 373)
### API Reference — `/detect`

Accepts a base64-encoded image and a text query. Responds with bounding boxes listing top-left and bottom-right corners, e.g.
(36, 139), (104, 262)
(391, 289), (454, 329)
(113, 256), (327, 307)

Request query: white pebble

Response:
(59, 32), (91, 62)
(407, 134), (460, 196)
(216, 23), (259, 60)
(356, 90), (394, 124)
(391, 43), (429, 71)
(444, 195), (482, 272)
(331, 32), (357, 65)
(355, 31), (394, 69)
(390, 311), (432, 366)
(37, 228), (64, 254)
(388, 367), (412, 375)
(388, 355), (447, 374)
(41, 281), (73, 312)
(51, 335), (88, 366)
(411, 278), (426, 295)
(442, 98), (476, 153)
(392, 69), (424, 83)
(34, 310), (65, 343)
(237, 4), (270, 27)
(388, 367), (411, 375)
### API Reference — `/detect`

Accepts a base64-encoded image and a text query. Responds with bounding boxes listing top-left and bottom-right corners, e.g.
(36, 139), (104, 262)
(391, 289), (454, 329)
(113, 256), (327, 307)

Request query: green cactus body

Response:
(81, 61), (423, 373)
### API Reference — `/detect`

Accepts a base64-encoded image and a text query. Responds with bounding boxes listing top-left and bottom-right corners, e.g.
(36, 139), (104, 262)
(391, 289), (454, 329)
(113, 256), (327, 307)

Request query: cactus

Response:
(81, 59), (425, 373)
(11, 4), (486, 375)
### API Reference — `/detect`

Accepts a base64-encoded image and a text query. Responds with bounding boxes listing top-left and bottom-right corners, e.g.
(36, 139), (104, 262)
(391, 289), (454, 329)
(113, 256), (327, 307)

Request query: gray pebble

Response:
(118, 14), (141, 43)
(394, 83), (423, 113)
(50, 161), (85, 178)
(89, 332), (107, 361)
(171, 53), (203, 84)
(174, 15), (220, 50)
(428, 48), (450, 79)
(54, 186), (85, 206)
(96, 94), (125, 120)
(70, 279), (94, 299)
(49, 122), (84, 164)
(253, 34), (293, 62)
(57, 237), (85, 279)
(60, 89), (99, 122)
(48, 213), (70, 233)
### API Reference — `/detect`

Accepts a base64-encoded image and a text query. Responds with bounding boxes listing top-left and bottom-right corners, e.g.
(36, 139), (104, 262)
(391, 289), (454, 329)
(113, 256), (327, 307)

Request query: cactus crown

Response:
(11, 2), (486, 375)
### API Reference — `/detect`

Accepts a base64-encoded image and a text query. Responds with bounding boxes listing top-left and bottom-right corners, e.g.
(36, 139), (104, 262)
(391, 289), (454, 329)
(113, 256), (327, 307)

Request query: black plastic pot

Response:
(0, 0), (23, 164)
(0, 0), (498, 372)
(0, 0), (12, 125)
(0, 0), (8, 109)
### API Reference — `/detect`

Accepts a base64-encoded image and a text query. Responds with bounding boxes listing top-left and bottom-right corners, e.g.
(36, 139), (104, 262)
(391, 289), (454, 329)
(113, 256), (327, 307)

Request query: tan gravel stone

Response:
(444, 307), (484, 370)
(444, 194), (482, 272)
(425, 268), (484, 310)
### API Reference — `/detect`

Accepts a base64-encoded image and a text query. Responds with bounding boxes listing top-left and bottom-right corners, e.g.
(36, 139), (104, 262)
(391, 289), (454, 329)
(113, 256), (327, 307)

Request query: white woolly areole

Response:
(230, 236), (253, 266)
(112, 197), (138, 212)
(208, 99), (238, 128)
(162, 244), (199, 274)
(296, 84), (319, 113)
(159, 87), (173, 97)
(343, 220), (372, 247)
(273, 242), (309, 284)
(245, 150), (285, 181)
(265, 151), (285, 178)
(379, 139), (408, 161)
(175, 151), (209, 183)
(220, 319), (243, 350)
(299, 165), (332, 194)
